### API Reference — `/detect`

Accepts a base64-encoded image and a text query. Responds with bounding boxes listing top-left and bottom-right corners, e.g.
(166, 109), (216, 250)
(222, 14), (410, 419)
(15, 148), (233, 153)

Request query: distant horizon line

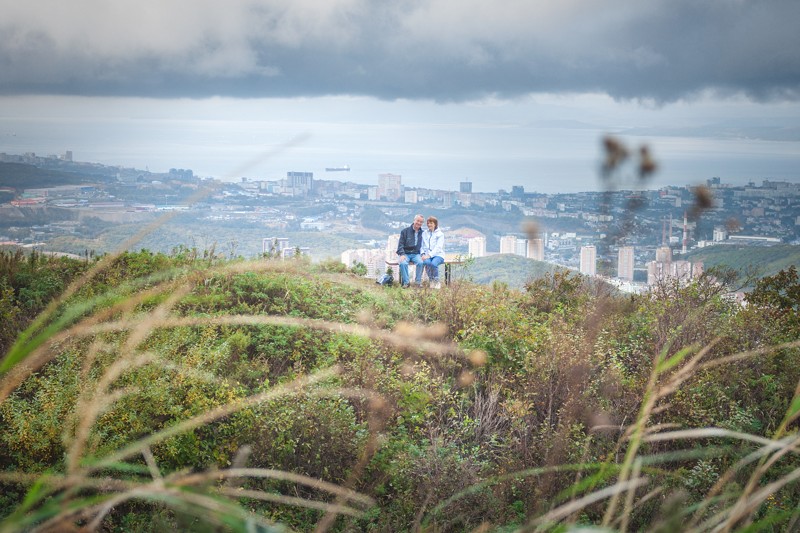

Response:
(1, 150), (795, 197)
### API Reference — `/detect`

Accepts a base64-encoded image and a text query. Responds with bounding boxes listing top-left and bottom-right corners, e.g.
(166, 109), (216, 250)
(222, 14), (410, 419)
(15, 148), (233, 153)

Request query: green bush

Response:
(247, 394), (366, 482)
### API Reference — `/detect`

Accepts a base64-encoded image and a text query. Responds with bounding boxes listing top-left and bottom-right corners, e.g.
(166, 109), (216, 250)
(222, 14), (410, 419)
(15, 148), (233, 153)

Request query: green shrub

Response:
(247, 393), (366, 483)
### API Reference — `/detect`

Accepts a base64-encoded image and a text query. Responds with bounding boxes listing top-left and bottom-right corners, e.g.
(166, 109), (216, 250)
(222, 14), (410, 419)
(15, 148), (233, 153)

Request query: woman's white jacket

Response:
(421, 228), (445, 258)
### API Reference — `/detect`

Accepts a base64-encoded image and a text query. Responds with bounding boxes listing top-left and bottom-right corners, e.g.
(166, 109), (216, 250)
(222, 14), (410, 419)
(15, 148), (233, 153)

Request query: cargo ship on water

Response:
(325, 165), (350, 172)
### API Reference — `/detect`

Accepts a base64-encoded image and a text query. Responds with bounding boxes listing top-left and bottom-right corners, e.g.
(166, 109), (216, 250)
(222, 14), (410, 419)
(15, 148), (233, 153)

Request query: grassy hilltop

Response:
(0, 249), (798, 532)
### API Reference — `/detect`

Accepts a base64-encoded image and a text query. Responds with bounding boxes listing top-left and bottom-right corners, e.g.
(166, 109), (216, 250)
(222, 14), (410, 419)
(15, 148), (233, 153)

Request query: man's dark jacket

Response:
(397, 225), (422, 256)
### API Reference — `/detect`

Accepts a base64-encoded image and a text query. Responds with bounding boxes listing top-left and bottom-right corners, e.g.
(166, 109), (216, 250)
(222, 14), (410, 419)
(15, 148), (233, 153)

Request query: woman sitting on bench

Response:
(421, 216), (445, 289)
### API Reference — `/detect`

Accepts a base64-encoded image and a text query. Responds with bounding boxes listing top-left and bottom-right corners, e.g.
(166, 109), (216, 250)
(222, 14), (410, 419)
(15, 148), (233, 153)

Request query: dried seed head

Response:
(468, 349), (488, 367)
(688, 185), (714, 221)
(458, 370), (475, 387)
(626, 196), (645, 211)
(603, 135), (624, 156)
(693, 185), (713, 210)
(726, 217), (741, 233)
(400, 362), (416, 378)
(521, 219), (540, 240)
(420, 322), (449, 340)
(638, 145), (657, 179)
(393, 320), (418, 338)
(356, 309), (373, 325)
(369, 396), (387, 413)
(602, 135), (629, 173)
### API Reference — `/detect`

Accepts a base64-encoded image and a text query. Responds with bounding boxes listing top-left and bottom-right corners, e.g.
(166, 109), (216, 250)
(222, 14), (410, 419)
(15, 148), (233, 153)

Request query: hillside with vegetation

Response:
(0, 248), (798, 532)
(44, 220), (368, 263)
(685, 244), (800, 287)
(456, 254), (564, 289)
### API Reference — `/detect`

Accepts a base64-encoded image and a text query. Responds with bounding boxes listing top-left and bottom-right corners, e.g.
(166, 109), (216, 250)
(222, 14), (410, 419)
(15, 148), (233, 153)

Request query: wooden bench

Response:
(385, 253), (465, 286)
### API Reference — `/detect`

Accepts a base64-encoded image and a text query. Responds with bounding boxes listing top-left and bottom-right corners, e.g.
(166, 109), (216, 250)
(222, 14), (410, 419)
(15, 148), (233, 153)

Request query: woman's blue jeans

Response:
(422, 256), (444, 281)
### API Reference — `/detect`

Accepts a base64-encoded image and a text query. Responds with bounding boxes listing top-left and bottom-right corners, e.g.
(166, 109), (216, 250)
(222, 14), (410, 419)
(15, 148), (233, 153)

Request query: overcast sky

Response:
(1, 0), (799, 193)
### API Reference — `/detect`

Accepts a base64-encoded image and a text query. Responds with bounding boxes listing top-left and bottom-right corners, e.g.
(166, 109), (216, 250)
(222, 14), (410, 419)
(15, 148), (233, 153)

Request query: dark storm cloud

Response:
(1, 0), (799, 102)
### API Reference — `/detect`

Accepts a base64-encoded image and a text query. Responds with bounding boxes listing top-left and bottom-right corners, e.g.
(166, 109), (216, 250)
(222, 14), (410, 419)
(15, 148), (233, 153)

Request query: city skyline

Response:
(3, 149), (797, 288)
(1, 2), (799, 194)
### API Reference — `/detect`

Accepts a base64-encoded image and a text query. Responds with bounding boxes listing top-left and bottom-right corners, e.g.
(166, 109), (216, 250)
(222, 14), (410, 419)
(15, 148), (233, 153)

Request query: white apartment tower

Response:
(378, 173), (402, 201)
(617, 246), (635, 281)
(386, 234), (400, 261)
(341, 248), (386, 279)
(499, 235), (517, 254)
(468, 236), (486, 258)
(263, 237), (290, 255)
(527, 238), (544, 261)
(515, 239), (528, 257)
(580, 245), (597, 276)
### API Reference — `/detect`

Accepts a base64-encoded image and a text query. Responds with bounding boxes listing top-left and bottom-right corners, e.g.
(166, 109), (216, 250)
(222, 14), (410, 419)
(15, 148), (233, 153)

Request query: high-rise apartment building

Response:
(455, 192), (472, 207)
(468, 236), (486, 258)
(673, 260), (692, 282)
(286, 172), (313, 196)
(378, 173), (402, 201)
(647, 248), (703, 286)
(441, 191), (454, 208)
(386, 234), (400, 261)
(263, 237), (289, 255)
(341, 248), (386, 278)
(527, 238), (544, 261)
(515, 239), (528, 257)
(460, 181), (473, 193)
(499, 235), (517, 254)
(617, 246), (635, 281)
(580, 245), (597, 276)
(655, 246), (672, 264)
(647, 260), (668, 286)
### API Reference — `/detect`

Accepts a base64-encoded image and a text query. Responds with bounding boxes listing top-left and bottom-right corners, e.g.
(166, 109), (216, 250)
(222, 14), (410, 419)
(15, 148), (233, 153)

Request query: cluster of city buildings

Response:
(101, 161), (794, 290)
(261, 237), (309, 259)
(2, 151), (797, 293)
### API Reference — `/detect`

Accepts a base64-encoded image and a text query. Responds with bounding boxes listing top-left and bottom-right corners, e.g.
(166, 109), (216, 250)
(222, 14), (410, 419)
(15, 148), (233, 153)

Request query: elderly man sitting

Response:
(396, 214), (424, 288)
